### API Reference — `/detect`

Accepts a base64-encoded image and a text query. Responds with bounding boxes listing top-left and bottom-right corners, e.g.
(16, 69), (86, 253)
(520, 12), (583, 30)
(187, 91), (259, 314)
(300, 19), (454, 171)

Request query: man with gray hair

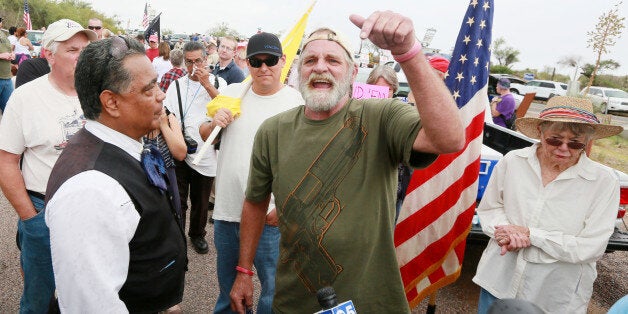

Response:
(45, 36), (186, 312)
(230, 11), (464, 313)
(159, 48), (187, 92)
(0, 19), (96, 313)
(164, 41), (225, 254)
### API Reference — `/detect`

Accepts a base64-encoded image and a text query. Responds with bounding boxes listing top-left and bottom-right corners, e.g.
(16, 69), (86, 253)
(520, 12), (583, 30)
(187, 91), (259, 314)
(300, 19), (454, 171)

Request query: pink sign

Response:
(352, 82), (389, 99)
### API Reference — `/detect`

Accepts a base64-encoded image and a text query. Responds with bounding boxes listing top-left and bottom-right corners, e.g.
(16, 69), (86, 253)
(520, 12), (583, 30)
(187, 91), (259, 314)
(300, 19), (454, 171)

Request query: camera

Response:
(184, 135), (198, 154)
(207, 64), (215, 71)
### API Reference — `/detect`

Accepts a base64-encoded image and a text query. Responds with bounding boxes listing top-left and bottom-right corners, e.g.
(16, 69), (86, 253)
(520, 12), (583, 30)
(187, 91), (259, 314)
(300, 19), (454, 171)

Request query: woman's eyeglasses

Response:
(88, 26), (102, 30)
(248, 56), (279, 68)
(544, 137), (586, 150)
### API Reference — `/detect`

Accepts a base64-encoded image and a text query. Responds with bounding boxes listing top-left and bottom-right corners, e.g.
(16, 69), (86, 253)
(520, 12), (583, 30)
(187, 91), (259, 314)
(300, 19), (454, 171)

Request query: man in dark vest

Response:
(45, 36), (186, 312)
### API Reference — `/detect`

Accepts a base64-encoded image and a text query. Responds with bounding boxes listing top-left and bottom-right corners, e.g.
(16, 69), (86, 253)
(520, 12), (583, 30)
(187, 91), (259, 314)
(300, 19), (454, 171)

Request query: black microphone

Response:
(317, 286), (338, 310)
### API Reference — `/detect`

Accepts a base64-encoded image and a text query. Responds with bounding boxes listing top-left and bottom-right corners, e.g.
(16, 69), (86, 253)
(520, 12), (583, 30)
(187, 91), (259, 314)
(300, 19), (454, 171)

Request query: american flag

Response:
(394, 0), (493, 308)
(142, 3), (149, 29)
(23, 0), (32, 30)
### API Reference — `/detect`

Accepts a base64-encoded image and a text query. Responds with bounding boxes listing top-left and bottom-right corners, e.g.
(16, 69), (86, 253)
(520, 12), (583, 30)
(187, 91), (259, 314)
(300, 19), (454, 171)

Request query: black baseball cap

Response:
(246, 32), (282, 58)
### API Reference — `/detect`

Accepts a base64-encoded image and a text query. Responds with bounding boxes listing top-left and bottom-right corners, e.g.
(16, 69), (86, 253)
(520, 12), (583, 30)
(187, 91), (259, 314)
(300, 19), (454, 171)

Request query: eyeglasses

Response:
(184, 58), (206, 66)
(544, 137), (586, 150)
(248, 56), (279, 68)
(88, 26), (102, 30)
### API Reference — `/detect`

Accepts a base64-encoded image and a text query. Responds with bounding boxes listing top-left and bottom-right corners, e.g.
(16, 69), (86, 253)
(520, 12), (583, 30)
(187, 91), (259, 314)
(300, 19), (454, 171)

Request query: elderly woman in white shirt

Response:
(472, 96), (623, 314)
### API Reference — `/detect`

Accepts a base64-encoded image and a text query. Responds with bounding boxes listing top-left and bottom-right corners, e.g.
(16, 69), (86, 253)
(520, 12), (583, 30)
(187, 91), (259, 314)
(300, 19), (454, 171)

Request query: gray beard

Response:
(299, 72), (353, 112)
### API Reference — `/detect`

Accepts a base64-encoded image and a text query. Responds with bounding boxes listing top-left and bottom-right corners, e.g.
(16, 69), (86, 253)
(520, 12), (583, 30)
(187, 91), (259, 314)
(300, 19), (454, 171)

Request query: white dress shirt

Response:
(46, 121), (144, 314)
(472, 143), (619, 313)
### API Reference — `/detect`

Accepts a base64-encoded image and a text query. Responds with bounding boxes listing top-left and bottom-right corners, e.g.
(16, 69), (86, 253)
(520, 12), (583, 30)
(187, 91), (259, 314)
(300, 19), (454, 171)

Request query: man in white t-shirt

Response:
(199, 32), (304, 314)
(163, 41), (225, 255)
(0, 19), (96, 313)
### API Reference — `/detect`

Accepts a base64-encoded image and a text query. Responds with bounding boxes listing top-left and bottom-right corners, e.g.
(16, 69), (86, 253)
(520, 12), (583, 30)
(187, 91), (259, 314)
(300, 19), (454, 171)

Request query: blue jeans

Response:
(477, 287), (498, 314)
(0, 78), (14, 112)
(213, 220), (280, 314)
(17, 195), (55, 314)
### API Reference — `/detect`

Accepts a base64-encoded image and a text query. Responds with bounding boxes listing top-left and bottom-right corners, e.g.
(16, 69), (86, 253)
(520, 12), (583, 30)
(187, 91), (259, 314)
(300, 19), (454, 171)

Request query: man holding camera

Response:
(164, 41), (226, 254)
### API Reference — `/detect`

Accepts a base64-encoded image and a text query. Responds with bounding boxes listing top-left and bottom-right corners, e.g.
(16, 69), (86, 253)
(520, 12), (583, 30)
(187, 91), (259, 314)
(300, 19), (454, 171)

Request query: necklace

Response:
(183, 76), (202, 118)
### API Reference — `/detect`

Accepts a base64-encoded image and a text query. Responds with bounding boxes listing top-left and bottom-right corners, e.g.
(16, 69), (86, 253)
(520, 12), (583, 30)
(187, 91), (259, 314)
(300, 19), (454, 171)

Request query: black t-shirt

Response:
(15, 57), (50, 88)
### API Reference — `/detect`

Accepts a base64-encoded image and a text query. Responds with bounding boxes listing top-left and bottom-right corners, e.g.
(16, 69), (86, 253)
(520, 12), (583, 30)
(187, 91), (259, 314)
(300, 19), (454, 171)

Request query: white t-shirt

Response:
(212, 83), (304, 222)
(163, 75), (226, 176)
(8, 35), (17, 47)
(0, 74), (85, 193)
(152, 56), (171, 82)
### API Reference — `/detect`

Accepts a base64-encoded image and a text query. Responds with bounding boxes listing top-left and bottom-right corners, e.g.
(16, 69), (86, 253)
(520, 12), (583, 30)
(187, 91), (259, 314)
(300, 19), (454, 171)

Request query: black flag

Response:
(144, 12), (161, 42)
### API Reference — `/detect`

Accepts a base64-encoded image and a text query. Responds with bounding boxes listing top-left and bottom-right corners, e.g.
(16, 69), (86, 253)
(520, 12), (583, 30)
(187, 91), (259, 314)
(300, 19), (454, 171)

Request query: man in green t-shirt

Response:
(0, 17), (15, 113)
(230, 11), (465, 313)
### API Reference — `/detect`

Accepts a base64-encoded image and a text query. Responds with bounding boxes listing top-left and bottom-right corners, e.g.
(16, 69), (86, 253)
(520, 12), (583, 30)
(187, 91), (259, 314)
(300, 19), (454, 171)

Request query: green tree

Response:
(584, 1), (625, 94)
(207, 22), (242, 39)
(491, 37), (520, 68)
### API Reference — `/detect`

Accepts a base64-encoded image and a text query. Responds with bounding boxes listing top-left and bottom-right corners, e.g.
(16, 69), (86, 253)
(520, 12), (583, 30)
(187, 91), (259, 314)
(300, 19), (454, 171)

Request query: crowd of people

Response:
(0, 8), (624, 314)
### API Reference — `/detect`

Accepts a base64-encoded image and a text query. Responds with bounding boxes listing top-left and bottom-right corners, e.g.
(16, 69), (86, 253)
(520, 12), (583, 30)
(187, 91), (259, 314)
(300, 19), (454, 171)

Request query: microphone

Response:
(317, 286), (338, 309)
(315, 286), (356, 314)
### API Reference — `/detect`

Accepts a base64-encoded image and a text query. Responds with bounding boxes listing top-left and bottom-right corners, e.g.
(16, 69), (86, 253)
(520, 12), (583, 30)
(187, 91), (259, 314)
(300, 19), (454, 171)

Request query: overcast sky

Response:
(83, 0), (628, 76)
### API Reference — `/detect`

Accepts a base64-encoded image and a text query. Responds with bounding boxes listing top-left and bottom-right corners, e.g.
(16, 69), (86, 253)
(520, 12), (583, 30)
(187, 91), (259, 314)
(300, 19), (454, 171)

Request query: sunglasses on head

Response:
(544, 137), (586, 150)
(88, 26), (102, 30)
(248, 55), (279, 68)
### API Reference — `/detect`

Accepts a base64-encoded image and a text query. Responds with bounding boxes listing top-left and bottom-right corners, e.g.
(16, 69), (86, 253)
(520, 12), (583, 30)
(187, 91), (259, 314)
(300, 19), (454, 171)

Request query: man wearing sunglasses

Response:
(87, 18), (103, 40)
(199, 32), (303, 314)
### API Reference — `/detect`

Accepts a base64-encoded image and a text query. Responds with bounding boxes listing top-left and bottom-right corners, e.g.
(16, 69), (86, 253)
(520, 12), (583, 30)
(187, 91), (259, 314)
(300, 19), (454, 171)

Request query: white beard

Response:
(299, 72), (352, 112)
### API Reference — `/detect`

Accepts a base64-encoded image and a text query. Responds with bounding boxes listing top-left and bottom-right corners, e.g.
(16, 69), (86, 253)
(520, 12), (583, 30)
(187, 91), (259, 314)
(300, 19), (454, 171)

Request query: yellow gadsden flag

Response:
(279, 1), (316, 83)
(205, 1), (316, 118)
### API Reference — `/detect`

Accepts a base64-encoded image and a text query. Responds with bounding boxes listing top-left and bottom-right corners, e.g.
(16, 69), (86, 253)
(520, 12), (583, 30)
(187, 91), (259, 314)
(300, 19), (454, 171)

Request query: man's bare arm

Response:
(0, 150), (38, 220)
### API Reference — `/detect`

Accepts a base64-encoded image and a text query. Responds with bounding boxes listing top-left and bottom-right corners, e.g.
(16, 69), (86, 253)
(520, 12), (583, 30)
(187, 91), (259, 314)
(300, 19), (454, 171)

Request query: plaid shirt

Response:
(159, 68), (187, 92)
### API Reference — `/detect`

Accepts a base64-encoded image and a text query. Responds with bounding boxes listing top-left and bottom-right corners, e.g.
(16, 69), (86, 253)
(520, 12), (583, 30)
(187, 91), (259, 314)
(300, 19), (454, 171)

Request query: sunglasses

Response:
(248, 55), (279, 68)
(88, 26), (102, 30)
(544, 137), (586, 150)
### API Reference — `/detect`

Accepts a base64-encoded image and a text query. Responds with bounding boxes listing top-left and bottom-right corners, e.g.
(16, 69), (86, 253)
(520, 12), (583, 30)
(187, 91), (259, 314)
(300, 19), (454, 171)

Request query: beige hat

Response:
(301, 27), (354, 61)
(515, 96), (623, 140)
(42, 19), (97, 49)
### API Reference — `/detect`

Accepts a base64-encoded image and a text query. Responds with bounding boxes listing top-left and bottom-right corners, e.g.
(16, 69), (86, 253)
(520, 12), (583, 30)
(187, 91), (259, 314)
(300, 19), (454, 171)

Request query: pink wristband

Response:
(392, 41), (422, 63)
(236, 266), (254, 276)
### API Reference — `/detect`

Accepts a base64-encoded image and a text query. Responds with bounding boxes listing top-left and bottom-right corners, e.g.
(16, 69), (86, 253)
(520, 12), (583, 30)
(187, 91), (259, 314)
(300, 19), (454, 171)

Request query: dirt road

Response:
(1, 193), (626, 312)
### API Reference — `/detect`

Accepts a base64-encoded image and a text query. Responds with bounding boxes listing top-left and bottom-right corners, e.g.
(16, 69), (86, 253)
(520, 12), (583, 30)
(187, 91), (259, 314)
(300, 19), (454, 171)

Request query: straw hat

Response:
(515, 96), (623, 140)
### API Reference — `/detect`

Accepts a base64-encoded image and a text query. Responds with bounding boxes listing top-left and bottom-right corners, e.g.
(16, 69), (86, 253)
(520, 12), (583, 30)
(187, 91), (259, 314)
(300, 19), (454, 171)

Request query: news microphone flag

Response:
(142, 2), (149, 29)
(23, 0), (32, 30)
(394, 0), (493, 308)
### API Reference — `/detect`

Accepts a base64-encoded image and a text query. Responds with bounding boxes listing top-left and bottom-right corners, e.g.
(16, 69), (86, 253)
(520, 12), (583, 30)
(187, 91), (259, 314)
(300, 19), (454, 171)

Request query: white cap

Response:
(42, 19), (97, 49)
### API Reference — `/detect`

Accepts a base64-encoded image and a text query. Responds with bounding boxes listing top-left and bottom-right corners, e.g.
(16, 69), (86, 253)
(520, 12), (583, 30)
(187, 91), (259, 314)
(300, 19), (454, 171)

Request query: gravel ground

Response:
(1, 192), (626, 312)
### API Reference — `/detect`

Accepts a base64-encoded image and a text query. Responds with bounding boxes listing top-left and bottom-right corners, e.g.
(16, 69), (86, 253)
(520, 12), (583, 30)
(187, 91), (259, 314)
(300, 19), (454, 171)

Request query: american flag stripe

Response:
(395, 0), (493, 308)
(23, 0), (32, 30)
(142, 3), (149, 29)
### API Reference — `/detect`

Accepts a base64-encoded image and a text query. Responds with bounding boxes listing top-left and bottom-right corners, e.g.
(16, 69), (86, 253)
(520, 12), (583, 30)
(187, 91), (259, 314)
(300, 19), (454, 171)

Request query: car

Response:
(26, 30), (44, 58)
(581, 86), (628, 113)
(168, 33), (190, 49)
(488, 73), (526, 96)
(510, 79), (567, 100)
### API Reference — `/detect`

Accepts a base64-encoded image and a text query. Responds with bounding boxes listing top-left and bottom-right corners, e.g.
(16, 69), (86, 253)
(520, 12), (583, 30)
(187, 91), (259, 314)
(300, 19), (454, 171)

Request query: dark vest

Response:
(46, 128), (186, 313)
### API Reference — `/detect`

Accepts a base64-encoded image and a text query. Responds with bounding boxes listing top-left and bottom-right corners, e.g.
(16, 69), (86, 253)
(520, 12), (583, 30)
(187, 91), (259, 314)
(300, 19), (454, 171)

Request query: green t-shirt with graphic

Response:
(247, 98), (436, 313)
